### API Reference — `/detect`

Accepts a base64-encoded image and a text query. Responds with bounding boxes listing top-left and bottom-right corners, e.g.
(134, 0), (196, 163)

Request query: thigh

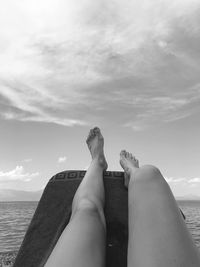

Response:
(45, 208), (106, 267)
(128, 166), (200, 267)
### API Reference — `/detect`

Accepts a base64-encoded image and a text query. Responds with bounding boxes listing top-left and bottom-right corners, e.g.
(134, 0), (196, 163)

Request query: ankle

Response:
(91, 157), (103, 167)
(91, 156), (107, 170)
(127, 168), (140, 188)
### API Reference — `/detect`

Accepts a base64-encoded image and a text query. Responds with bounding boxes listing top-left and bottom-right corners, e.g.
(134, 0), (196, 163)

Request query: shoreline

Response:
(0, 251), (18, 267)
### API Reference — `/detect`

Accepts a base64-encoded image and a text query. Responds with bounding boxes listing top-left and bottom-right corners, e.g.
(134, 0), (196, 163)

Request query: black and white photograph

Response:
(0, 0), (200, 266)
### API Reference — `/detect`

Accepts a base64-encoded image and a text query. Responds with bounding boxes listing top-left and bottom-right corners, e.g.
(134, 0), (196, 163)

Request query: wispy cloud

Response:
(57, 156), (67, 163)
(188, 178), (200, 183)
(0, 0), (200, 129)
(166, 177), (187, 183)
(0, 166), (39, 182)
(166, 177), (200, 184)
(23, 158), (32, 163)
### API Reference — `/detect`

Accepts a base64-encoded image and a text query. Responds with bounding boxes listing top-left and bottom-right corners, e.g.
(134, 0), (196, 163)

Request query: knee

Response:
(140, 164), (161, 174)
(134, 165), (165, 184)
(71, 198), (106, 229)
(73, 198), (102, 213)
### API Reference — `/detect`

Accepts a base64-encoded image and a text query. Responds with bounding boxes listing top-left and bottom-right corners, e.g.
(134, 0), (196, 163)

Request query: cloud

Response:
(0, 0), (200, 129)
(123, 95), (195, 130)
(58, 156), (67, 163)
(166, 177), (187, 183)
(166, 177), (200, 184)
(23, 158), (32, 163)
(0, 80), (88, 126)
(188, 178), (200, 183)
(0, 166), (39, 182)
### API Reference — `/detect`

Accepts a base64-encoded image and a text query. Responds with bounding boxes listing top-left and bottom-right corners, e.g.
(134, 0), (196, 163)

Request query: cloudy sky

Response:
(0, 0), (200, 197)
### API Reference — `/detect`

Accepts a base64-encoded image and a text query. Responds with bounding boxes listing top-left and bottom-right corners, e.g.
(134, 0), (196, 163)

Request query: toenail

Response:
(94, 127), (100, 132)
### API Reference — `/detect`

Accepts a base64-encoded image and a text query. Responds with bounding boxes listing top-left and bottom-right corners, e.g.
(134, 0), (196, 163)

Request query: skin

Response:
(120, 150), (200, 267)
(44, 127), (107, 267)
(45, 127), (200, 267)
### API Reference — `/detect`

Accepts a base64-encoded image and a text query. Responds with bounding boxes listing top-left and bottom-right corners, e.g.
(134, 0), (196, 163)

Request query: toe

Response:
(93, 127), (100, 133)
(89, 129), (95, 138)
(125, 151), (129, 158)
(86, 129), (94, 143)
(120, 150), (126, 156)
(90, 129), (95, 135)
(94, 128), (102, 139)
(134, 157), (139, 165)
(93, 127), (104, 140)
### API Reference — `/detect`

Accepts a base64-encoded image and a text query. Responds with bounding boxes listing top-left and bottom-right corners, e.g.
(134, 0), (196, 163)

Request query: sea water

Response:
(0, 201), (200, 252)
(0, 202), (38, 252)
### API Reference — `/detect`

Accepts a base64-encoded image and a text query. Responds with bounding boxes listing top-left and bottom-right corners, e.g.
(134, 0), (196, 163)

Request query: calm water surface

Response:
(178, 200), (200, 249)
(0, 200), (200, 252)
(0, 202), (38, 252)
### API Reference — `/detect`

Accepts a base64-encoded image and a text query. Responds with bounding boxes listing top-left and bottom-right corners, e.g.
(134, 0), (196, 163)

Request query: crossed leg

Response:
(120, 151), (200, 267)
(45, 127), (107, 267)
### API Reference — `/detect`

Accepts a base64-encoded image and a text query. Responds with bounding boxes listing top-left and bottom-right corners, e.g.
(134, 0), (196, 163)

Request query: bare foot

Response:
(120, 150), (139, 188)
(86, 127), (108, 170)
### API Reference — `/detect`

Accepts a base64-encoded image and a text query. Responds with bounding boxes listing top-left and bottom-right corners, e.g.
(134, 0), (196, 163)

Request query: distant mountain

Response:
(176, 195), (200, 200)
(1, 189), (199, 202)
(0, 189), (43, 201)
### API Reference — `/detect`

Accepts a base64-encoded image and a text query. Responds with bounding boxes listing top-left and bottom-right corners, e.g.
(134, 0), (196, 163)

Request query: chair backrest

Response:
(13, 170), (128, 267)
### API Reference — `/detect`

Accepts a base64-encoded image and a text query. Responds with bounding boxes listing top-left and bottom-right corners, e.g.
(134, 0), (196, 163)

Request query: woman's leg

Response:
(45, 127), (108, 267)
(120, 150), (200, 267)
